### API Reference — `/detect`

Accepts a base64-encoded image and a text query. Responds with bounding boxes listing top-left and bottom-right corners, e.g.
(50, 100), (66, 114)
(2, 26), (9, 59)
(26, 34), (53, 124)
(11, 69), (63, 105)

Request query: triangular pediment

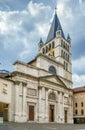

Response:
(40, 75), (66, 88)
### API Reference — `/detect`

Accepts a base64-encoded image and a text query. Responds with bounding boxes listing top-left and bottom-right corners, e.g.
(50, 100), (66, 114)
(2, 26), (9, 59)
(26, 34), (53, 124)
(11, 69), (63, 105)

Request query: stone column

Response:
(18, 82), (22, 116)
(15, 81), (20, 114)
(59, 92), (62, 123)
(8, 104), (12, 121)
(45, 88), (48, 122)
(62, 92), (64, 123)
(57, 91), (61, 123)
(54, 91), (58, 122)
(38, 87), (42, 122)
(14, 81), (20, 121)
(42, 87), (45, 121)
(68, 95), (73, 123)
(22, 82), (27, 116)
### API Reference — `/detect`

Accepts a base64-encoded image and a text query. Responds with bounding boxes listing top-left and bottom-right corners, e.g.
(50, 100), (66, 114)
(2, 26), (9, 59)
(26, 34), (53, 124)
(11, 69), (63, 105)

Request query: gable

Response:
(40, 75), (66, 88)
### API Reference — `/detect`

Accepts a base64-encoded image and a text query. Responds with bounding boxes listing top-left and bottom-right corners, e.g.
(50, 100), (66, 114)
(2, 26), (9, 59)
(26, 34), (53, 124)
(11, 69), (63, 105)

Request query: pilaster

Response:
(22, 82), (27, 116)
(38, 86), (42, 122)
(14, 81), (27, 122)
(57, 91), (64, 123)
(45, 88), (48, 122)
(15, 81), (20, 114)
(14, 81), (20, 122)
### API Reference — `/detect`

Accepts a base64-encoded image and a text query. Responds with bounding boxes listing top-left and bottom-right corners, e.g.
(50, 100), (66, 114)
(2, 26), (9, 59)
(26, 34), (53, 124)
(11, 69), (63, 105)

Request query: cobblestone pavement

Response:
(0, 123), (85, 130)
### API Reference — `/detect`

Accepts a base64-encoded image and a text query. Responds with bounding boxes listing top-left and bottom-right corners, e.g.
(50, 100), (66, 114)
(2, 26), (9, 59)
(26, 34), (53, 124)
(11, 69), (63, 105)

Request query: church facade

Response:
(0, 9), (73, 123)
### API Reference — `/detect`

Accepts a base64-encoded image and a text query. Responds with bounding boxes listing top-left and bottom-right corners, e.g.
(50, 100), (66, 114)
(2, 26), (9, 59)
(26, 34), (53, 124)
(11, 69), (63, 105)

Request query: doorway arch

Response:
(48, 92), (56, 122)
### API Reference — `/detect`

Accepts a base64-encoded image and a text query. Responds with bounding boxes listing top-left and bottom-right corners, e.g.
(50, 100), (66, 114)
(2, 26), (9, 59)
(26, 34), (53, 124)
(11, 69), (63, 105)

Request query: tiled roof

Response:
(0, 70), (10, 77)
(73, 86), (85, 93)
(0, 73), (9, 77)
(46, 13), (65, 43)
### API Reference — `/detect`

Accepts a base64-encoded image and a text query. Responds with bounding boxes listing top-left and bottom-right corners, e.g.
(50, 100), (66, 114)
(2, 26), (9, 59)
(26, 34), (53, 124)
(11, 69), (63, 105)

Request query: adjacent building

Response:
(73, 86), (85, 123)
(0, 76), (14, 121)
(0, 8), (73, 123)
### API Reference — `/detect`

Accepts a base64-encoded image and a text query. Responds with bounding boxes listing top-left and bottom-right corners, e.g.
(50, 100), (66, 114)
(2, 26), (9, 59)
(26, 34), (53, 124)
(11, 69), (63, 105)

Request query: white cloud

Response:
(0, 1), (51, 60)
(56, 0), (75, 39)
(0, 0), (85, 87)
(35, 22), (50, 38)
(73, 74), (85, 88)
(28, 1), (51, 17)
(79, 0), (85, 15)
(72, 56), (85, 88)
(73, 56), (85, 73)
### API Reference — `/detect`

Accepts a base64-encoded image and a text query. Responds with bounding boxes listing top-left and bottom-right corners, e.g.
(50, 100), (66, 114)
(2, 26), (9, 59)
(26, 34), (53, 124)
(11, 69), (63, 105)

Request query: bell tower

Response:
(38, 8), (72, 87)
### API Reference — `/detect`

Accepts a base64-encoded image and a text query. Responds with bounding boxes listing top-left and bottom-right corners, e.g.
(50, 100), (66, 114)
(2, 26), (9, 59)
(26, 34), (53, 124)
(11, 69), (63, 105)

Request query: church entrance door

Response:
(0, 103), (8, 121)
(29, 106), (34, 121)
(64, 110), (67, 123)
(49, 105), (54, 122)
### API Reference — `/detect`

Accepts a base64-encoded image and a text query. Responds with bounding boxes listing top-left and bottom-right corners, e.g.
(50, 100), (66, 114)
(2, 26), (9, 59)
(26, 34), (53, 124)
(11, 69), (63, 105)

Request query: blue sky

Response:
(0, 0), (85, 87)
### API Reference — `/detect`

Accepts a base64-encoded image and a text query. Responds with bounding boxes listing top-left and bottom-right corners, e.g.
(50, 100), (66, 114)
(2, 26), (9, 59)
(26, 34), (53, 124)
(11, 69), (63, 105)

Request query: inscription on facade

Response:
(27, 88), (36, 96)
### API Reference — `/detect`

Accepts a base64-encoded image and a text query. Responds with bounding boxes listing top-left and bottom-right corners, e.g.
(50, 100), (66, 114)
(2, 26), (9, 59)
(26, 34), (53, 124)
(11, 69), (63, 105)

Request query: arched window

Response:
(63, 52), (65, 59)
(66, 44), (67, 50)
(68, 55), (69, 62)
(66, 63), (68, 71)
(46, 46), (48, 53)
(81, 109), (84, 115)
(63, 42), (65, 48)
(64, 61), (65, 69)
(48, 92), (56, 100)
(49, 66), (56, 75)
(61, 50), (63, 57)
(66, 53), (67, 60)
(42, 48), (45, 54)
(61, 40), (63, 47)
(52, 42), (55, 48)
(75, 110), (78, 115)
(49, 44), (51, 50)
(68, 46), (69, 51)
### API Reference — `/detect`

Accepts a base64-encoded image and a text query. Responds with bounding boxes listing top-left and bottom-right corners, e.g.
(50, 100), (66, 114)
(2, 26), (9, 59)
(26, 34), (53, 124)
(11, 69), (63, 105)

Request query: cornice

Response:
(36, 53), (63, 67)
(11, 71), (38, 81)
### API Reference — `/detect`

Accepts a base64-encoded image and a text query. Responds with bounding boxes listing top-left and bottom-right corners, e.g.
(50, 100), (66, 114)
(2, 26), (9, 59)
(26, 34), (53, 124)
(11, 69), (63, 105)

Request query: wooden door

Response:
(29, 106), (34, 121)
(0, 103), (8, 121)
(64, 110), (67, 123)
(49, 105), (54, 122)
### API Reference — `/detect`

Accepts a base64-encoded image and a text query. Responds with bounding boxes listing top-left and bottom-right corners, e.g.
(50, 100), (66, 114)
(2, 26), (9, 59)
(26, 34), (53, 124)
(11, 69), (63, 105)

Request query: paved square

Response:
(0, 123), (85, 130)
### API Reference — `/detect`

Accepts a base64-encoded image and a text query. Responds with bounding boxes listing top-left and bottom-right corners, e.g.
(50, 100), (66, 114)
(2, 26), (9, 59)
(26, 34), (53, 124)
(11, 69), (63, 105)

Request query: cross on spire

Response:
(55, 6), (57, 14)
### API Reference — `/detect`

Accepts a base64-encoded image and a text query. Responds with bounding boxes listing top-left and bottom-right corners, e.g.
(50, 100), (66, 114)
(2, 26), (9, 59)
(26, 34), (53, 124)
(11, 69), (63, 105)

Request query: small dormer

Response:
(38, 38), (44, 51)
(56, 25), (62, 38)
(67, 34), (71, 44)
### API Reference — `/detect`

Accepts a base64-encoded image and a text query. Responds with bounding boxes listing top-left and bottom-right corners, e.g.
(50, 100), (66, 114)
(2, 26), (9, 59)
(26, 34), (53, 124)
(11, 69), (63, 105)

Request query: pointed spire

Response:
(67, 34), (71, 43)
(39, 37), (43, 44)
(38, 38), (44, 51)
(46, 9), (65, 43)
(67, 34), (71, 40)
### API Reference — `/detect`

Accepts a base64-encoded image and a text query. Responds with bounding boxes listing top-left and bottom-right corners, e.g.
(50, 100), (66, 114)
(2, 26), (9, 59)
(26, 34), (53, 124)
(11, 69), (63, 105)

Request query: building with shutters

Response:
(0, 8), (73, 123)
(73, 87), (85, 124)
